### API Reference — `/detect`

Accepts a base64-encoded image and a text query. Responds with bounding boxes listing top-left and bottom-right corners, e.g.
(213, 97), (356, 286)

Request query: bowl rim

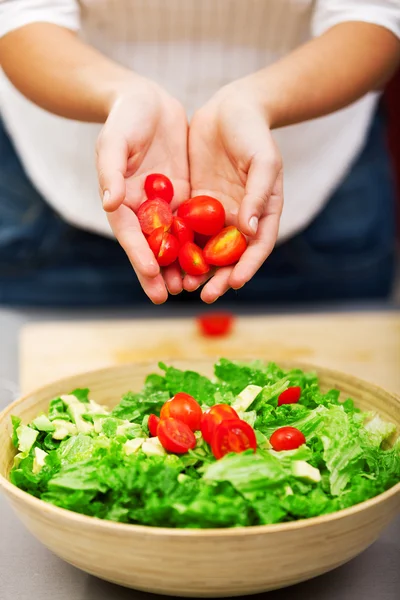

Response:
(0, 360), (399, 538)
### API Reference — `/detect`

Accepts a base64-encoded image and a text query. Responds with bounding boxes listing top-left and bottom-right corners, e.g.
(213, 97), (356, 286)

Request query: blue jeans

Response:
(0, 108), (396, 306)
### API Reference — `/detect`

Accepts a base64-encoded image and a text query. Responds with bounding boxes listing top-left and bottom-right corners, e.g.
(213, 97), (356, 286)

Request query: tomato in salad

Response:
(157, 417), (196, 454)
(144, 173), (174, 203)
(270, 426), (306, 451)
(197, 312), (234, 337)
(148, 414), (160, 437)
(177, 196), (225, 236)
(203, 226), (247, 267)
(211, 418), (257, 460)
(160, 392), (203, 431)
(178, 242), (210, 276)
(201, 404), (239, 444)
(278, 386), (302, 406)
(137, 198), (173, 235)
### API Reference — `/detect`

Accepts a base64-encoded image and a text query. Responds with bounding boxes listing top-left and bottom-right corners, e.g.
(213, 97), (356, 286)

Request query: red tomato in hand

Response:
(177, 196), (225, 236)
(160, 392), (203, 431)
(137, 198), (173, 235)
(178, 242), (210, 276)
(211, 418), (257, 460)
(157, 417), (196, 454)
(171, 217), (194, 246)
(197, 313), (234, 337)
(278, 386), (302, 406)
(201, 404), (239, 444)
(203, 226), (247, 267)
(144, 173), (174, 203)
(270, 427), (306, 451)
(148, 414), (160, 437)
(147, 228), (179, 267)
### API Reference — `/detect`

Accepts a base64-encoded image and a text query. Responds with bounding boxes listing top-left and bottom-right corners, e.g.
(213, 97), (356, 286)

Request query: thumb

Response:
(238, 152), (282, 237)
(96, 132), (127, 212)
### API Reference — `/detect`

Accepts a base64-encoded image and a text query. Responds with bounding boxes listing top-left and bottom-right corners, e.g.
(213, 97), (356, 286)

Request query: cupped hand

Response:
(96, 78), (189, 304)
(187, 78), (283, 303)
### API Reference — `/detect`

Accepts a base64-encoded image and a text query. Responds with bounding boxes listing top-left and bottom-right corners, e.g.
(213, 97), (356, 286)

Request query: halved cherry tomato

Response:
(278, 386), (302, 406)
(144, 173), (174, 203)
(160, 392), (202, 431)
(270, 427), (306, 451)
(211, 418), (257, 460)
(171, 217), (194, 246)
(137, 198), (173, 235)
(178, 242), (210, 276)
(147, 228), (179, 267)
(177, 196), (225, 236)
(197, 312), (234, 337)
(148, 414), (160, 437)
(157, 417), (196, 454)
(203, 226), (247, 267)
(201, 404), (239, 444)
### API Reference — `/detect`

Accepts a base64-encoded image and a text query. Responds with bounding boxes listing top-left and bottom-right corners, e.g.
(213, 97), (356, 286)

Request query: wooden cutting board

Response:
(20, 312), (400, 395)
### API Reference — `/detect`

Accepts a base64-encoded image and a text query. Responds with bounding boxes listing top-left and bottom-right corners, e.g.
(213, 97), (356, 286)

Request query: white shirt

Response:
(0, 0), (399, 241)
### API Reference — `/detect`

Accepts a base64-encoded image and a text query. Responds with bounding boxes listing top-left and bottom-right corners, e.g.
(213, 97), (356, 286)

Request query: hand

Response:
(188, 78), (283, 303)
(96, 78), (189, 304)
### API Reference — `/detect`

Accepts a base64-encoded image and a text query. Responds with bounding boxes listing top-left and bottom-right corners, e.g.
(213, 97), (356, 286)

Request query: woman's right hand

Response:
(96, 78), (189, 304)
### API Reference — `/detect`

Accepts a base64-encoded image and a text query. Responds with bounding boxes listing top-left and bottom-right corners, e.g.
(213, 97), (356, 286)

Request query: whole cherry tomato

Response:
(203, 226), (247, 267)
(148, 414), (160, 437)
(197, 313), (234, 337)
(201, 404), (239, 444)
(177, 196), (225, 236)
(147, 228), (179, 267)
(144, 173), (174, 203)
(278, 386), (302, 406)
(270, 427), (306, 451)
(178, 242), (210, 276)
(160, 392), (203, 431)
(171, 217), (194, 246)
(137, 198), (173, 235)
(211, 418), (257, 460)
(157, 417), (196, 454)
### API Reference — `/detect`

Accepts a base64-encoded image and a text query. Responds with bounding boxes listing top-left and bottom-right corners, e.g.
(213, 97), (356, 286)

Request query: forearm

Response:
(250, 22), (400, 129)
(0, 23), (139, 122)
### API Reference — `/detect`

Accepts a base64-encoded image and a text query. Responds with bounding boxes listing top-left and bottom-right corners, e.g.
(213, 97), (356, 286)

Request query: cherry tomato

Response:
(278, 386), (302, 406)
(201, 404), (239, 444)
(203, 226), (247, 267)
(197, 313), (234, 337)
(171, 217), (194, 246)
(148, 414), (160, 437)
(157, 417), (196, 454)
(177, 196), (225, 236)
(178, 242), (210, 276)
(211, 418), (257, 460)
(137, 198), (173, 235)
(147, 228), (179, 267)
(144, 173), (174, 203)
(160, 392), (203, 431)
(270, 427), (306, 451)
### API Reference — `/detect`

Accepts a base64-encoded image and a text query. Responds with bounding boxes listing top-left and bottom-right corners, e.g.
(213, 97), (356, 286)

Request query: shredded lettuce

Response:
(9, 359), (400, 528)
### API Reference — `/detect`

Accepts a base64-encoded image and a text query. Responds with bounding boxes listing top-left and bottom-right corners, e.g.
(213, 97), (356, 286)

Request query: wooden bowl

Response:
(0, 360), (399, 597)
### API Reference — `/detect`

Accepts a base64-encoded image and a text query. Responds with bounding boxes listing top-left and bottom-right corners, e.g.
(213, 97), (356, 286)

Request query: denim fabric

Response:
(0, 108), (396, 306)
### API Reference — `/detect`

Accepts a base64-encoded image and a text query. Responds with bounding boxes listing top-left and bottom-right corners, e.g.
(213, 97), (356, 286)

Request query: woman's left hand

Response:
(187, 78), (283, 303)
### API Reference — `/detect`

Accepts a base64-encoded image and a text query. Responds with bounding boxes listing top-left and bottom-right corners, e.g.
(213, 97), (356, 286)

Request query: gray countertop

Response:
(1, 306), (399, 600)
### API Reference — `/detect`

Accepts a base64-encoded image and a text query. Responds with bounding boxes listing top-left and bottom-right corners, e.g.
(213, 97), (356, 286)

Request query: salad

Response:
(9, 360), (400, 528)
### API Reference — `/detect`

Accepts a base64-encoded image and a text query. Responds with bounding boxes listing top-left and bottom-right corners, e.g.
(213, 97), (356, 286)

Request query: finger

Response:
(96, 132), (127, 212)
(136, 271), (169, 304)
(238, 152), (282, 237)
(107, 204), (160, 278)
(163, 262), (184, 295)
(229, 207), (281, 290)
(200, 267), (233, 303)
(183, 270), (215, 292)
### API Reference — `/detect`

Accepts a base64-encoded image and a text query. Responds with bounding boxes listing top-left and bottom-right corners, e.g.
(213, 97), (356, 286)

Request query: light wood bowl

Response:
(0, 360), (399, 597)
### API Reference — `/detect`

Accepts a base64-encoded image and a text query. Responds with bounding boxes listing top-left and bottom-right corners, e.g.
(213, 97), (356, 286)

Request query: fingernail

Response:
(249, 216), (258, 234)
(103, 190), (110, 207)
